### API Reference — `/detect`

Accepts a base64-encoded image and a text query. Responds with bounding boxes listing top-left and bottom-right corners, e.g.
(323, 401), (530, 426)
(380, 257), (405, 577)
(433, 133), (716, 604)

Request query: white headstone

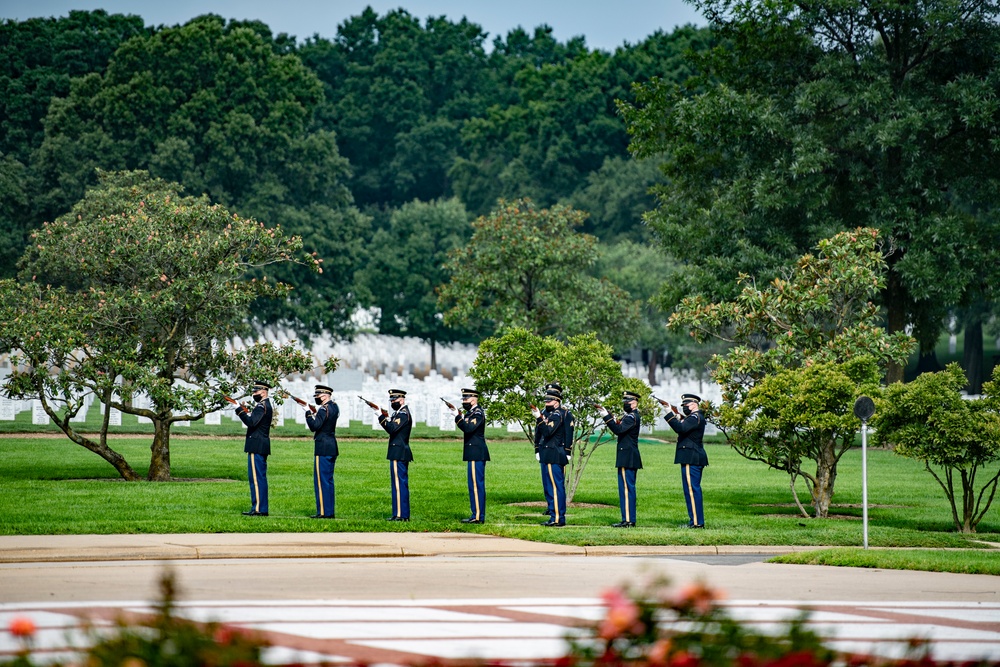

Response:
(507, 421), (522, 433)
(204, 410), (222, 425)
(0, 397), (16, 421)
(108, 407), (122, 426)
(176, 420), (190, 427)
(31, 400), (50, 425)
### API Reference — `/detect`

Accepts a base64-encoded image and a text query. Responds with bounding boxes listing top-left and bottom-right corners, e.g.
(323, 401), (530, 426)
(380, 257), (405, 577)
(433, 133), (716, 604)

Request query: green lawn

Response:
(1, 431), (997, 552)
(772, 547), (1000, 575)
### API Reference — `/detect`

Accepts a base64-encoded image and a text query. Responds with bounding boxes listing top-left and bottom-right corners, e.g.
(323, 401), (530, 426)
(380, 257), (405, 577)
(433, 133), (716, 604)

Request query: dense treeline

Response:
(0, 8), (708, 360)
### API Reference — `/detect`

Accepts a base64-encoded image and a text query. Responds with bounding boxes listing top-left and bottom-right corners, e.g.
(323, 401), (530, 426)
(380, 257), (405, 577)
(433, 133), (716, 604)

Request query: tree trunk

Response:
(963, 313), (984, 395)
(647, 349), (658, 386)
(884, 272), (907, 384)
(430, 338), (437, 372)
(811, 439), (838, 518)
(147, 418), (172, 481)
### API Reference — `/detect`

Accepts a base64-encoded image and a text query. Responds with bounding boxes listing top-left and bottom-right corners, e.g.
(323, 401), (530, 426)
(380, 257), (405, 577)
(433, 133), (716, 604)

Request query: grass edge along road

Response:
(0, 434), (997, 574)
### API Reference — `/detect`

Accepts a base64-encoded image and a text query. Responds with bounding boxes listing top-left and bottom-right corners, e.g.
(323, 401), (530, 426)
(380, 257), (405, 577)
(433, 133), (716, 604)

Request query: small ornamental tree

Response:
(873, 363), (1000, 533)
(0, 171), (326, 481)
(470, 328), (656, 501)
(669, 228), (915, 517)
(438, 198), (641, 350)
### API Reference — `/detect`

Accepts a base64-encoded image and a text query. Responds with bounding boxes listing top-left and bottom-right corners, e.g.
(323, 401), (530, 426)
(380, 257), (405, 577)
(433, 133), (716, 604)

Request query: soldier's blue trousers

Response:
(467, 460), (486, 521)
(314, 455), (336, 517)
(680, 464), (705, 527)
(618, 467), (638, 523)
(248, 453), (268, 514)
(390, 460), (410, 519)
(540, 462), (566, 524)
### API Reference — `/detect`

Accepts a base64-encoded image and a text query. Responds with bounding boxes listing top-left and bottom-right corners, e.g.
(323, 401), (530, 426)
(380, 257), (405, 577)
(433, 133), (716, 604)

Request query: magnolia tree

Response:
(0, 171), (333, 481)
(669, 228), (915, 517)
(438, 198), (641, 350)
(470, 328), (657, 501)
(873, 363), (1000, 533)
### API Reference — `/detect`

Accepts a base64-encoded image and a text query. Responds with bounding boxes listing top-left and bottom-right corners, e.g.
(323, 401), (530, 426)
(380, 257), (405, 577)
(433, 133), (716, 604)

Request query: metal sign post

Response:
(853, 396), (875, 550)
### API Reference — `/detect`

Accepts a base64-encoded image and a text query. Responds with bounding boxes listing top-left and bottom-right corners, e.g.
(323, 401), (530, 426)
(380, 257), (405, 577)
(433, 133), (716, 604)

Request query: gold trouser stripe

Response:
(683, 465), (700, 525)
(250, 454), (261, 512)
(471, 461), (481, 520)
(315, 456), (324, 516)
(392, 460), (401, 517)
(546, 464), (561, 523)
(620, 467), (630, 522)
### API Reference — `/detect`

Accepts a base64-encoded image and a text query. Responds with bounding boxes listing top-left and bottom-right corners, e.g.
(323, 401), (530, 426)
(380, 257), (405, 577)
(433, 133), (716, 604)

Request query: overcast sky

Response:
(1, 0), (708, 52)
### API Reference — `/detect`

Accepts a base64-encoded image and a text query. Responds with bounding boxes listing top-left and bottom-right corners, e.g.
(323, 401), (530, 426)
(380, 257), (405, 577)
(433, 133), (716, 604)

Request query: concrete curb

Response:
(0, 533), (815, 564)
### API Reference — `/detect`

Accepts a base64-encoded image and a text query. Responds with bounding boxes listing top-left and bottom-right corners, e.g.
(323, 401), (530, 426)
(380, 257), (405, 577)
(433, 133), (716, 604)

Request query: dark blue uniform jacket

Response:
(603, 410), (643, 469)
(306, 401), (339, 457)
(380, 405), (414, 462)
(535, 407), (569, 465)
(238, 400), (272, 456)
(666, 411), (708, 466)
(456, 405), (490, 461)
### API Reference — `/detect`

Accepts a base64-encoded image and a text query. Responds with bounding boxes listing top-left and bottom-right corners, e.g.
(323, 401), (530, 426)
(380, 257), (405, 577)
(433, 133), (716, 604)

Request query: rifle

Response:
(223, 395), (251, 412)
(359, 395), (388, 416)
(440, 397), (457, 411)
(653, 395), (681, 417)
(282, 391), (317, 414)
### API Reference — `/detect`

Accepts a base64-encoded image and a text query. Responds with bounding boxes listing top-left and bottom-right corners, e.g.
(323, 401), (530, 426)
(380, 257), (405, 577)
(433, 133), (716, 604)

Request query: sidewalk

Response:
(0, 532), (816, 563)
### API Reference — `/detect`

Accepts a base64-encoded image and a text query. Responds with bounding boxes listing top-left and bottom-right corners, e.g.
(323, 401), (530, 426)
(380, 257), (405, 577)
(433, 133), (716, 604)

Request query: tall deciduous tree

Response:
(357, 198), (475, 370)
(31, 14), (369, 337)
(669, 229), (915, 517)
(874, 363), (1000, 533)
(470, 328), (656, 502)
(0, 171), (322, 481)
(438, 198), (641, 350)
(621, 0), (1000, 382)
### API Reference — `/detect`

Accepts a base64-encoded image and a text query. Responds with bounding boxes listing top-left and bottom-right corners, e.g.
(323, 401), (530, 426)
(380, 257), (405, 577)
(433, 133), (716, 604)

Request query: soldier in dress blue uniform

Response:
(305, 384), (339, 519)
(598, 390), (643, 527)
(236, 380), (273, 516)
(532, 384), (568, 527)
(665, 393), (708, 528)
(372, 388), (413, 521)
(450, 387), (489, 524)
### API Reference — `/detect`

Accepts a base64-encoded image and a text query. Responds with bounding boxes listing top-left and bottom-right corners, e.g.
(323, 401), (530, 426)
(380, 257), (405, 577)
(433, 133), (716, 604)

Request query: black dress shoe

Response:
(541, 520), (565, 527)
(386, 516), (399, 521)
(461, 518), (483, 524)
(691, 524), (705, 529)
(242, 511), (267, 516)
(397, 517), (410, 522)
(612, 521), (635, 528)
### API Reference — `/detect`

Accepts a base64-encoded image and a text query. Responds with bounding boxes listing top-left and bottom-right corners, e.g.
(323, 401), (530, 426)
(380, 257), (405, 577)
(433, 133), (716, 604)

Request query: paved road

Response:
(1, 534), (998, 664)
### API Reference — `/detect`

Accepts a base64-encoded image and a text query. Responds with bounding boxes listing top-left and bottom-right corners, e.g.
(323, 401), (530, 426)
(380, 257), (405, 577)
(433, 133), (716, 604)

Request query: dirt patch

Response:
(751, 503), (909, 509)
(508, 501), (616, 509)
(66, 477), (238, 483)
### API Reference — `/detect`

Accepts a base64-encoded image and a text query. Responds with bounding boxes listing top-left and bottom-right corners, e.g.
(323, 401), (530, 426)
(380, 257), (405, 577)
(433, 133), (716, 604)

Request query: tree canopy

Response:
(28, 14), (370, 336)
(0, 171), (320, 480)
(669, 228), (915, 517)
(438, 198), (641, 349)
(874, 363), (1000, 533)
(621, 0), (1000, 381)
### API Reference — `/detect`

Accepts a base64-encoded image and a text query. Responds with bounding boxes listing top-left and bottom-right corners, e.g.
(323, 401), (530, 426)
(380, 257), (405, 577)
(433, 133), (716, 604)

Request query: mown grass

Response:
(770, 547), (1000, 575)
(1, 431), (997, 555)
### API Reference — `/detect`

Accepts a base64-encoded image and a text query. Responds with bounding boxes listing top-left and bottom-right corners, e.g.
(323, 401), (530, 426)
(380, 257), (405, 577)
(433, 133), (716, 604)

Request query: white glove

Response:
(531, 406), (542, 419)
(535, 452), (540, 461)
(598, 406), (609, 417)
(449, 407), (459, 416)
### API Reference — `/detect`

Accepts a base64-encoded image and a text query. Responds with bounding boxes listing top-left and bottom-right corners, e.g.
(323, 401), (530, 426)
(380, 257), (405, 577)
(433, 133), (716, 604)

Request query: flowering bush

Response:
(569, 580), (998, 667)
(2, 570), (268, 667)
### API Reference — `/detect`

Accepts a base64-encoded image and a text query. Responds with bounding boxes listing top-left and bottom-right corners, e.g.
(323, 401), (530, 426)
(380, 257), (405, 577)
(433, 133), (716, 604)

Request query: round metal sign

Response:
(854, 396), (875, 421)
